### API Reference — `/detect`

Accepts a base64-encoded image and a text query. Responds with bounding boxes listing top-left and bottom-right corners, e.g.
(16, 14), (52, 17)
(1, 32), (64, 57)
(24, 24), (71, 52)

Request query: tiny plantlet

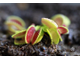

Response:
(12, 17), (69, 45)
(51, 14), (71, 27)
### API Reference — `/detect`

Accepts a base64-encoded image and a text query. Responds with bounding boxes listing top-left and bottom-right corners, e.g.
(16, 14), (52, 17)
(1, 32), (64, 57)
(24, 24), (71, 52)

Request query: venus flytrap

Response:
(25, 24), (36, 44)
(5, 16), (26, 35)
(12, 17), (69, 45)
(31, 28), (44, 45)
(46, 28), (60, 44)
(12, 29), (26, 45)
(41, 18), (69, 44)
(57, 26), (69, 34)
(12, 24), (44, 45)
(6, 16), (26, 27)
(51, 14), (71, 28)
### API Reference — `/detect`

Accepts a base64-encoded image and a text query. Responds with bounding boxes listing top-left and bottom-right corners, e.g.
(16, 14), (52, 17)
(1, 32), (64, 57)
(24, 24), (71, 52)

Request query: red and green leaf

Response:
(25, 25), (36, 44)
(57, 26), (69, 34)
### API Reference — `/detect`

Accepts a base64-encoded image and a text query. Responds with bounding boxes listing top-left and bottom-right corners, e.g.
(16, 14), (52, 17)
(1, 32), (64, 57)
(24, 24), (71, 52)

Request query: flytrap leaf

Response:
(14, 37), (26, 45)
(25, 25), (36, 44)
(12, 29), (26, 45)
(41, 18), (62, 42)
(25, 24), (44, 45)
(6, 22), (25, 33)
(6, 16), (26, 27)
(31, 28), (44, 45)
(12, 29), (26, 38)
(51, 14), (71, 27)
(41, 18), (58, 29)
(46, 28), (60, 44)
(57, 26), (69, 34)
(5, 16), (26, 35)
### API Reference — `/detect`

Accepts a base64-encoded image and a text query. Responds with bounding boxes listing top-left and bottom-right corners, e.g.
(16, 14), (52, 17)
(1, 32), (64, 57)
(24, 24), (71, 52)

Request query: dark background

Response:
(0, 3), (80, 28)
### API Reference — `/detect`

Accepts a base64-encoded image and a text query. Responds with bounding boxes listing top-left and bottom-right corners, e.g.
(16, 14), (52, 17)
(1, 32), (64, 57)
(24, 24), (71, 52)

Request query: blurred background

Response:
(0, 3), (80, 27)
(0, 3), (80, 29)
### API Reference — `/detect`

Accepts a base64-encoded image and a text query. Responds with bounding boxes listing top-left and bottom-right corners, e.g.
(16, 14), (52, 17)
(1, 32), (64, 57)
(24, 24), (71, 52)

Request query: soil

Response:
(0, 3), (80, 56)
(0, 33), (58, 56)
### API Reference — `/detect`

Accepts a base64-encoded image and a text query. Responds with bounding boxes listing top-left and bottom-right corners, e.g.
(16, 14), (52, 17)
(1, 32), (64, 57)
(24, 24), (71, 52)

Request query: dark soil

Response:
(0, 3), (80, 56)
(0, 33), (58, 56)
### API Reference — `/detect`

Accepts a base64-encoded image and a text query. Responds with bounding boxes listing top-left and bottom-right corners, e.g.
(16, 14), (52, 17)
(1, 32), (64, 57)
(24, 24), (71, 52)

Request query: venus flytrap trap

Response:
(12, 24), (44, 45)
(5, 16), (26, 35)
(41, 18), (69, 44)
(57, 26), (69, 34)
(12, 29), (26, 45)
(25, 24), (36, 44)
(46, 28), (60, 44)
(31, 28), (44, 45)
(12, 17), (69, 45)
(51, 14), (71, 28)
(6, 16), (26, 27)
